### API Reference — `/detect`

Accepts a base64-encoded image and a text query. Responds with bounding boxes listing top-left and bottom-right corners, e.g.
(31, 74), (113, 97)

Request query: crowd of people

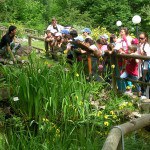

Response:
(44, 18), (150, 99)
(0, 18), (150, 99)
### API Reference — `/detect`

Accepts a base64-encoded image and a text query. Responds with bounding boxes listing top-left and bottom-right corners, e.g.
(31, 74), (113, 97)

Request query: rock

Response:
(129, 111), (142, 119)
(139, 99), (150, 113)
(0, 88), (11, 100)
(16, 46), (32, 56)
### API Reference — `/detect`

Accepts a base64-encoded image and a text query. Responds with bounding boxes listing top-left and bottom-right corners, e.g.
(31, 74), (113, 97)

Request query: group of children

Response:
(0, 19), (149, 99)
(44, 21), (150, 99)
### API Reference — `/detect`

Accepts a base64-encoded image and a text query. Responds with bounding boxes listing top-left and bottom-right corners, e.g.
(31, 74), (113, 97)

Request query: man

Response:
(47, 18), (64, 32)
(0, 25), (20, 62)
(45, 18), (64, 55)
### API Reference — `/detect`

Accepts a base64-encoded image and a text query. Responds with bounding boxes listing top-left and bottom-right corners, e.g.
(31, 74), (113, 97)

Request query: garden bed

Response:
(0, 51), (149, 149)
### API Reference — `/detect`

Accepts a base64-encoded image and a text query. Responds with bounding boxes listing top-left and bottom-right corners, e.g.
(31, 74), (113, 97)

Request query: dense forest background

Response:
(0, 0), (150, 33)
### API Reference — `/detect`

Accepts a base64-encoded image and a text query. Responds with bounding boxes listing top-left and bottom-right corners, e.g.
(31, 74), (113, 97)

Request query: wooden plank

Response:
(116, 76), (150, 86)
(32, 46), (44, 51)
(117, 53), (150, 61)
(102, 114), (150, 150)
(27, 35), (45, 41)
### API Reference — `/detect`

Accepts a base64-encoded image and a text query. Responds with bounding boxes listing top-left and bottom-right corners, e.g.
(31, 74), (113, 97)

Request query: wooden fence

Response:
(102, 114), (150, 150)
(110, 53), (150, 92)
(26, 35), (150, 87)
(28, 34), (45, 51)
(24, 28), (38, 35)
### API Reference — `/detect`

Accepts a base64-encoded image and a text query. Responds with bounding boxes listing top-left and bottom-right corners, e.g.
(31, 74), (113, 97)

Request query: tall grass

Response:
(0, 52), (143, 149)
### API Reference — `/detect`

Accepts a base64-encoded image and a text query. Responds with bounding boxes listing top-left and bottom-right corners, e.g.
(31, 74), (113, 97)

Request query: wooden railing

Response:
(102, 114), (150, 150)
(27, 35), (45, 51)
(26, 36), (150, 87)
(110, 53), (150, 92)
(24, 28), (38, 35)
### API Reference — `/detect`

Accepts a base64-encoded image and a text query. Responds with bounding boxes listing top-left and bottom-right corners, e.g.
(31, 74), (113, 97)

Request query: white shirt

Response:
(116, 36), (132, 52)
(47, 24), (64, 32)
(90, 45), (98, 51)
(140, 43), (150, 56)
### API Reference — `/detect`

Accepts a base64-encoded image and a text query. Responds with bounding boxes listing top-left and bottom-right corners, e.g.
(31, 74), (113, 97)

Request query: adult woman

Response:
(117, 27), (132, 53)
(138, 32), (150, 98)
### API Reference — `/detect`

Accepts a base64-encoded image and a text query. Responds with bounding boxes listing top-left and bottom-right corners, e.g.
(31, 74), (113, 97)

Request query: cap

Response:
(61, 29), (70, 35)
(100, 34), (109, 40)
(82, 28), (91, 34)
(74, 36), (84, 42)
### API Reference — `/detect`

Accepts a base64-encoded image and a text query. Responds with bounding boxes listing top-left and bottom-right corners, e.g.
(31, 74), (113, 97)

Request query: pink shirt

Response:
(126, 58), (138, 76)
(116, 36), (132, 53)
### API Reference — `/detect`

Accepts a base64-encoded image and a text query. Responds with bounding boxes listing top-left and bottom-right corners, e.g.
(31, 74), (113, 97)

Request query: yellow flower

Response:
(113, 115), (117, 119)
(56, 129), (60, 134)
(104, 121), (109, 126)
(119, 106), (122, 110)
(42, 118), (49, 122)
(132, 85), (135, 89)
(128, 102), (133, 107)
(64, 49), (68, 54)
(99, 57), (103, 61)
(44, 61), (49, 65)
(126, 86), (131, 90)
(111, 64), (115, 69)
(104, 115), (108, 119)
(110, 111), (115, 115)
(122, 102), (128, 107)
(75, 73), (79, 77)
(97, 111), (102, 116)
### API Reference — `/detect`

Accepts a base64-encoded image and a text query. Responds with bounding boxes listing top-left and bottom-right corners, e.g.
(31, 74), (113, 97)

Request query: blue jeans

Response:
(120, 71), (141, 92)
(115, 65), (126, 92)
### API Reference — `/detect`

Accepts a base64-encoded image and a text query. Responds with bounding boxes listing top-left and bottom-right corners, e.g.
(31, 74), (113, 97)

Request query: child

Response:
(45, 30), (55, 56)
(120, 44), (141, 96)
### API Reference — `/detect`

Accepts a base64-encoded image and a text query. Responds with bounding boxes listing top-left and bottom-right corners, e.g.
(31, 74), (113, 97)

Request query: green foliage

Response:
(0, 0), (150, 34)
(0, 51), (141, 149)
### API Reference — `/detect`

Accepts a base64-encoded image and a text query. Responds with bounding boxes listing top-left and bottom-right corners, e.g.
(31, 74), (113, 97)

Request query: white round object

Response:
(132, 15), (141, 24)
(116, 21), (122, 27)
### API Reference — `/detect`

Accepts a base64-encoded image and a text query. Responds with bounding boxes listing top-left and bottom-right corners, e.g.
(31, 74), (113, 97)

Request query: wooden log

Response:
(110, 54), (117, 91)
(116, 76), (150, 86)
(72, 40), (94, 53)
(28, 36), (32, 46)
(87, 54), (92, 75)
(102, 114), (150, 150)
(117, 53), (150, 61)
(27, 35), (45, 41)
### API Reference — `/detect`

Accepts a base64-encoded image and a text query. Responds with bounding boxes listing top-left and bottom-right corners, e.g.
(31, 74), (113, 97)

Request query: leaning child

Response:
(120, 44), (141, 96)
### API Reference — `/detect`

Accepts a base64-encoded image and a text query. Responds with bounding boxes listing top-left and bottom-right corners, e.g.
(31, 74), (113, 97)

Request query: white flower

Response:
(38, 69), (41, 73)
(21, 60), (25, 63)
(9, 61), (14, 65)
(13, 97), (19, 101)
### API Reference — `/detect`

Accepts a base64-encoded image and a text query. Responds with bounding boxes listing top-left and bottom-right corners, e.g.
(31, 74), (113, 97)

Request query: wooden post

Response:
(111, 53), (117, 92)
(87, 54), (92, 75)
(102, 114), (150, 150)
(28, 36), (32, 47)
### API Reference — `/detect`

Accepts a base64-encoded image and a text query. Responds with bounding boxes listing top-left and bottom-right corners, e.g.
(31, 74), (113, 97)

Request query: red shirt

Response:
(126, 58), (138, 76)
